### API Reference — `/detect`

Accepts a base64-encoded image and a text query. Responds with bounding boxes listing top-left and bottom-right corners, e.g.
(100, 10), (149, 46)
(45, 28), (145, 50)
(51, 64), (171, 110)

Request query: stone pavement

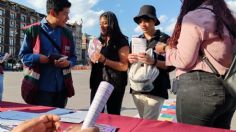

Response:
(2, 71), (236, 130)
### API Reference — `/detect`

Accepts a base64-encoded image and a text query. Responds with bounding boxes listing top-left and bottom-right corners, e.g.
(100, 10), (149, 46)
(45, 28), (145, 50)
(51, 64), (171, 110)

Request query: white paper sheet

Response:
(0, 119), (23, 131)
(95, 124), (117, 132)
(88, 37), (102, 63)
(0, 125), (11, 132)
(0, 111), (39, 121)
(81, 81), (114, 129)
(131, 37), (147, 54)
(45, 108), (75, 115)
(60, 111), (88, 123)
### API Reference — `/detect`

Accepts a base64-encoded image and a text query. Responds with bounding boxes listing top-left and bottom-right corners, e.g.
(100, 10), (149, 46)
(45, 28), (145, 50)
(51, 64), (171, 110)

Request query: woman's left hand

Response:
(92, 52), (106, 64)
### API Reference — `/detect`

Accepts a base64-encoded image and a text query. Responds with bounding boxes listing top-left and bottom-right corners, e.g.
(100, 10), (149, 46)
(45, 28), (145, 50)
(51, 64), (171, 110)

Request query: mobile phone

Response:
(58, 56), (68, 61)
(48, 54), (63, 60)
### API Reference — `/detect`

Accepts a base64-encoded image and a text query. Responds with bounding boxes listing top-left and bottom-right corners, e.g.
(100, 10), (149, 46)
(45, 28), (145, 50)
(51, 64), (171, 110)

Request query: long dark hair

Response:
(168, 0), (236, 47)
(99, 11), (127, 43)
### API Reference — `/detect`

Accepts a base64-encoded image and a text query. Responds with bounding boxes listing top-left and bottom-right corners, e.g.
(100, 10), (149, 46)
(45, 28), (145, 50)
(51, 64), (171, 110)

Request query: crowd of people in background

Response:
(0, 0), (235, 131)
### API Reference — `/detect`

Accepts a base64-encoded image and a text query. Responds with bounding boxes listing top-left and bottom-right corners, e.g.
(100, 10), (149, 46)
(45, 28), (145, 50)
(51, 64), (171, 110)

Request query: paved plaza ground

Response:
(2, 70), (236, 130)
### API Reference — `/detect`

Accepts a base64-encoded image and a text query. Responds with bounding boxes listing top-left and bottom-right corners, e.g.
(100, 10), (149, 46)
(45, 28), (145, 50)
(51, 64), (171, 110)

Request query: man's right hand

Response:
(128, 54), (138, 64)
(40, 55), (49, 63)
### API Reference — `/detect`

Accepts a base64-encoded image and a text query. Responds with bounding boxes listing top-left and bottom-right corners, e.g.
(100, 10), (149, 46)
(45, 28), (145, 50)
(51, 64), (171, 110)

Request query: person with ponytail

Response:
(156, 0), (236, 129)
(89, 11), (129, 115)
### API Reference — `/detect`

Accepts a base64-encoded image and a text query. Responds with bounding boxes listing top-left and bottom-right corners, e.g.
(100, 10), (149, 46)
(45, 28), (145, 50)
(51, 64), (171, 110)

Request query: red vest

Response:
(21, 23), (74, 104)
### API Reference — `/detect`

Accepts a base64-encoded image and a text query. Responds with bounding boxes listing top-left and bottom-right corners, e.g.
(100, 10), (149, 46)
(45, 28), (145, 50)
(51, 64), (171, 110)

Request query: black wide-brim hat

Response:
(134, 5), (160, 26)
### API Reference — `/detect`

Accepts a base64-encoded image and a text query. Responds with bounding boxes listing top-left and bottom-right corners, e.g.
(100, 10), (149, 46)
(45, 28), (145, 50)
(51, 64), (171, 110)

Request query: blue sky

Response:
(92, 0), (182, 37)
(11, 0), (236, 39)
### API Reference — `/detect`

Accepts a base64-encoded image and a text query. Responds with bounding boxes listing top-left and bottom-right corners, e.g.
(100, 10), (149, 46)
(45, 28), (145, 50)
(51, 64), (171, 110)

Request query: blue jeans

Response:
(0, 74), (3, 101)
(176, 71), (236, 129)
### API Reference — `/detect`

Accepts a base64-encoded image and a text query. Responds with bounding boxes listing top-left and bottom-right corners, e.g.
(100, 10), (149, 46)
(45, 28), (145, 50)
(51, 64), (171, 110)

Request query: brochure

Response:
(82, 81), (114, 129)
(131, 37), (146, 54)
(88, 37), (102, 63)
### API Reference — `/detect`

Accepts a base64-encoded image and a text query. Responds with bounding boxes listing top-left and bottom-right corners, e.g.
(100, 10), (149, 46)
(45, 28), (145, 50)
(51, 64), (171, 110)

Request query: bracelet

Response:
(104, 58), (108, 65)
(152, 59), (157, 66)
(102, 57), (107, 64)
(163, 45), (166, 52)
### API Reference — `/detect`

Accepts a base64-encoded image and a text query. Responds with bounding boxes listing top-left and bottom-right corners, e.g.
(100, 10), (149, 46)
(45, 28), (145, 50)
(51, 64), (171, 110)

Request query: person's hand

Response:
(91, 52), (106, 64)
(137, 53), (155, 65)
(90, 52), (101, 64)
(40, 54), (49, 63)
(97, 53), (106, 64)
(11, 114), (60, 132)
(63, 124), (99, 132)
(128, 54), (138, 64)
(54, 59), (70, 68)
(155, 42), (167, 54)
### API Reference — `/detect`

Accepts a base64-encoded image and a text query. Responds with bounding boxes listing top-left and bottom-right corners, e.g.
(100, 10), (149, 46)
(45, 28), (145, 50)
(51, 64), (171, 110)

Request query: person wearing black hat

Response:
(128, 5), (174, 120)
(133, 5), (160, 26)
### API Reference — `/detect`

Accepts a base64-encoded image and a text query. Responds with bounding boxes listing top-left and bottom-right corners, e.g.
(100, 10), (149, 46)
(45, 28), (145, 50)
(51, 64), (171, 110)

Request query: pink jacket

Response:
(166, 5), (236, 77)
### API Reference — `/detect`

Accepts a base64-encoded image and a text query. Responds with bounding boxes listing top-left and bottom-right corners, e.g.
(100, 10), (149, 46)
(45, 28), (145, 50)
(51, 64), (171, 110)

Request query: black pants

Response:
(90, 86), (125, 115)
(176, 71), (236, 129)
(35, 89), (68, 108)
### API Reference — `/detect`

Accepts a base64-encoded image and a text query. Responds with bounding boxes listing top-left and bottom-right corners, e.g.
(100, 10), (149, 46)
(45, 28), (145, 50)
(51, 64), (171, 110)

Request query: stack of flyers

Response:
(88, 37), (102, 63)
(95, 124), (117, 132)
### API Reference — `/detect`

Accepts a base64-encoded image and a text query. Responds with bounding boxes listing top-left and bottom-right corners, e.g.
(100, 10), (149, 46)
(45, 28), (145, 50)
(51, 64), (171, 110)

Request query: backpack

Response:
(198, 7), (236, 98)
(223, 55), (236, 98)
(128, 48), (159, 92)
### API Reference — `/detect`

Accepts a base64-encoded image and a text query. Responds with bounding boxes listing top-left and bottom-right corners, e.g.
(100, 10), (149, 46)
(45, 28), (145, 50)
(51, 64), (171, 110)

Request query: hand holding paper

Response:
(131, 37), (147, 54)
(81, 81), (114, 130)
(88, 37), (103, 63)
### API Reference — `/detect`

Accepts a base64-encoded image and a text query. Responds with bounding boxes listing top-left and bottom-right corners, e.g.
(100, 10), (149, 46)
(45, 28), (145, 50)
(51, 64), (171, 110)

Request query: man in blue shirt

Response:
(19, 0), (77, 108)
